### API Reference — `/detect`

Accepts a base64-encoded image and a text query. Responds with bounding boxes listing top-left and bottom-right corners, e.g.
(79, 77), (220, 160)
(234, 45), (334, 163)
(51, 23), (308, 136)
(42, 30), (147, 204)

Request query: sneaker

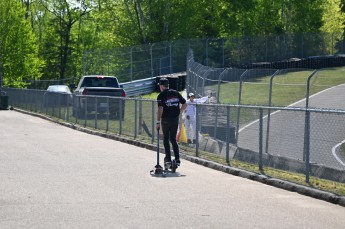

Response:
(175, 159), (181, 166)
(164, 161), (172, 169)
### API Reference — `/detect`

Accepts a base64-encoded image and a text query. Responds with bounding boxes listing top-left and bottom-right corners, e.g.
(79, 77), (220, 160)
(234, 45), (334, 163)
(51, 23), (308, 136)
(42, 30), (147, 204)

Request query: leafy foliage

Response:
(0, 0), (344, 87)
(0, 0), (43, 87)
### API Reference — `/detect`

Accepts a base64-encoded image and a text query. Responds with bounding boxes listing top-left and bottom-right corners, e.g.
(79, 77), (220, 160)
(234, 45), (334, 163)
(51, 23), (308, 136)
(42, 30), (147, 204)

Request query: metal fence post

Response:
(95, 97), (98, 129)
(201, 69), (209, 97)
(58, 93), (61, 119)
(134, 99), (138, 139)
(332, 33), (334, 55)
(226, 105), (231, 165)
(213, 103), (219, 142)
(265, 70), (280, 155)
(259, 108), (263, 170)
(66, 95), (70, 122)
(119, 98), (123, 135)
(106, 97), (109, 132)
(107, 50), (110, 75)
(151, 101), (155, 144)
(235, 70), (248, 145)
(304, 110), (311, 183)
(130, 47), (133, 82)
(0, 61), (2, 94)
(82, 51), (87, 75)
(216, 69), (228, 103)
(205, 38), (209, 66)
(169, 41), (172, 73)
(75, 95), (78, 124)
(150, 44), (154, 78)
(139, 98), (143, 135)
(195, 103), (200, 157)
(84, 97), (87, 127)
(222, 38), (225, 68)
(303, 69), (318, 182)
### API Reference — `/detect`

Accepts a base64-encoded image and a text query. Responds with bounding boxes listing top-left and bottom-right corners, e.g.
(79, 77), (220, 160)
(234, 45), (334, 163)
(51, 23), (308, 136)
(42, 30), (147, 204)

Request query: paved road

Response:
(238, 84), (345, 170)
(1, 111), (345, 228)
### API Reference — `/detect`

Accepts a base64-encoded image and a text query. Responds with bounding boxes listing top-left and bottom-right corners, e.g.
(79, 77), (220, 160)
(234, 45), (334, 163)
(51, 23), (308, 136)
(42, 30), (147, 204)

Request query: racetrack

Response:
(238, 84), (345, 170)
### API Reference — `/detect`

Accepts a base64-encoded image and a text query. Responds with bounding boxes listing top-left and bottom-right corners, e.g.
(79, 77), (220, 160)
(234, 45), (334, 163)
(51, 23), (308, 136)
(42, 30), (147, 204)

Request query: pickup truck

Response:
(72, 75), (126, 119)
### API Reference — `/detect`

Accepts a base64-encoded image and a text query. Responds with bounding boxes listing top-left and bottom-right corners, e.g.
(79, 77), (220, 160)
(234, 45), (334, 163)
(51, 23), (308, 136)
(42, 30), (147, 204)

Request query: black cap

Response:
(158, 77), (169, 86)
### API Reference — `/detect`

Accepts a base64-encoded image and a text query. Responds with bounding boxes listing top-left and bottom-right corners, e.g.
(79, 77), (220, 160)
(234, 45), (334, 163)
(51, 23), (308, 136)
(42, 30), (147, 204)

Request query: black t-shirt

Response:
(157, 89), (186, 118)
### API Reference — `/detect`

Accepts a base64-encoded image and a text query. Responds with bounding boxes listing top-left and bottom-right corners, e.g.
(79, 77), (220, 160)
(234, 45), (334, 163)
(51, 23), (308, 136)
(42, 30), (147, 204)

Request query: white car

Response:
(43, 85), (72, 107)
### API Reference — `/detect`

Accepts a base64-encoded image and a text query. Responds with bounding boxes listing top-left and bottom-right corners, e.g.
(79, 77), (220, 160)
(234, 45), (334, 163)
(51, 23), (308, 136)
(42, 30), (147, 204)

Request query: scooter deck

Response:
(150, 162), (178, 177)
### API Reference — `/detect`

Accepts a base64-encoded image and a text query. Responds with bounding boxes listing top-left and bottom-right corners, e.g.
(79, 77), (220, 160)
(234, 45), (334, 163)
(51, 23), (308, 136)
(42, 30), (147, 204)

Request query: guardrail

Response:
(121, 78), (156, 97)
(120, 71), (186, 97)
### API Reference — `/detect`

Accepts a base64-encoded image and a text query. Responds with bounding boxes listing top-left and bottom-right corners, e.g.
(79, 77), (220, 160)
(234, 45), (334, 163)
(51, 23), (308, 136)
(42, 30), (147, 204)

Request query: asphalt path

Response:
(238, 84), (345, 170)
(1, 110), (345, 228)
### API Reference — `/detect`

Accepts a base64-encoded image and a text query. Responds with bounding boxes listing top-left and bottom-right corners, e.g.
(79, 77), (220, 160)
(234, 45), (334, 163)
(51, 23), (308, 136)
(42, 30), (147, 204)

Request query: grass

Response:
(203, 68), (345, 106)
(178, 144), (345, 196)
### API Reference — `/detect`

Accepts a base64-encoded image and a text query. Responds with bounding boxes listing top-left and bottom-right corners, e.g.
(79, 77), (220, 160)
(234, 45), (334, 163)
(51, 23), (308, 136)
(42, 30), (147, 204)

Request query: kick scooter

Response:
(150, 129), (178, 176)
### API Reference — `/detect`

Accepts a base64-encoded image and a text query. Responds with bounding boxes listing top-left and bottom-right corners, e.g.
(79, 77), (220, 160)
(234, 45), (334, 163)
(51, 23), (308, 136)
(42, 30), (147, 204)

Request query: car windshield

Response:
(47, 85), (70, 93)
(81, 77), (119, 88)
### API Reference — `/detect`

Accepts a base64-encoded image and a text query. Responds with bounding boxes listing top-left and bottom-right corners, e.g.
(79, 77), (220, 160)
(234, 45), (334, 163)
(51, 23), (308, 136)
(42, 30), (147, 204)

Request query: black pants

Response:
(161, 117), (179, 162)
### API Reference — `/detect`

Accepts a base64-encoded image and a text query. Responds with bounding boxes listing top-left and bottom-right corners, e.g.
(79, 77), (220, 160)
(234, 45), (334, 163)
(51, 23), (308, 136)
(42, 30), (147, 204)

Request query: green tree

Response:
(38, 0), (92, 80)
(339, 0), (345, 33)
(0, 0), (43, 87)
(322, 0), (345, 33)
(282, 0), (324, 33)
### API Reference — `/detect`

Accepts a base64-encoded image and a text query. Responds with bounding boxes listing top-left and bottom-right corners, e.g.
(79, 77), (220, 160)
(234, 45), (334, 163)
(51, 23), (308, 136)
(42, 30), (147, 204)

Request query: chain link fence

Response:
(82, 33), (345, 79)
(22, 33), (345, 91)
(3, 32), (345, 186)
(4, 87), (345, 184)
